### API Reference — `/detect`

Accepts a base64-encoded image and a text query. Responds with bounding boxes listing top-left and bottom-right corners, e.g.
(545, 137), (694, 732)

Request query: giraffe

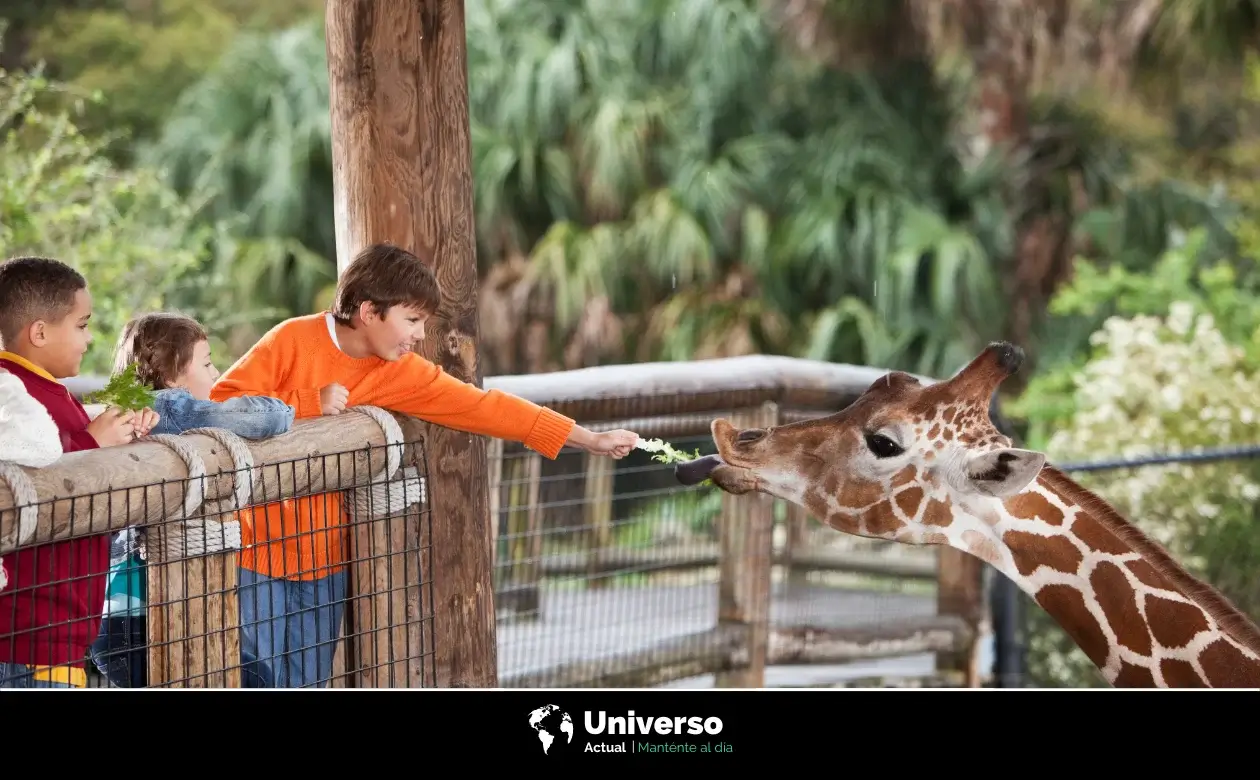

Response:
(675, 342), (1260, 688)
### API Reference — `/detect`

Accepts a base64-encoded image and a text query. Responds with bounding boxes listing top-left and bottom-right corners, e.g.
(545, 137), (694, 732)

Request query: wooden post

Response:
(325, 0), (497, 687)
(714, 402), (778, 688)
(347, 465), (429, 687)
(329, 625), (353, 687)
(523, 455), (543, 611)
(936, 548), (986, 686)
(145, 514), (241, 688)
(499, 452), (542, 617)
(583, 454), (614, 588)
(487, 438), (503, 578)
(783, 503), (812, 592)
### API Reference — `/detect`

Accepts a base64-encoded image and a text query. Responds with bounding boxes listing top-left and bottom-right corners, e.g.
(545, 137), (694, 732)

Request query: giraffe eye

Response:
(737, 428), (767, 443)
(864, 432), (904, 459)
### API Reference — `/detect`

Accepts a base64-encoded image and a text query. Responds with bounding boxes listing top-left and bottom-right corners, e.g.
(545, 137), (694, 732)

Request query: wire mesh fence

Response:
(489, 402), (971, 689)
(493, 429), (734, 688)
(0, 427), (434, 689)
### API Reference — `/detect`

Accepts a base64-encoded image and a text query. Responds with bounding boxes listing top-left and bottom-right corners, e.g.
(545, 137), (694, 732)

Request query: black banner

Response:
(28, 686), (1248, 763)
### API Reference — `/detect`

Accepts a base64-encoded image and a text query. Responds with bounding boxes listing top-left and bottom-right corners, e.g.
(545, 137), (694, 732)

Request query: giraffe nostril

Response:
(990, 341), (1024, 374)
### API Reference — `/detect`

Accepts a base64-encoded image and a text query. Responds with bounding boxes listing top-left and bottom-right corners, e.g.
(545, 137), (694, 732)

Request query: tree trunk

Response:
(325, 0), (497, 687)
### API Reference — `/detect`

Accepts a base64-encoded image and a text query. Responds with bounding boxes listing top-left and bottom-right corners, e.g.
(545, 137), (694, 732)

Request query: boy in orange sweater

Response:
(212, 243), (638, 688)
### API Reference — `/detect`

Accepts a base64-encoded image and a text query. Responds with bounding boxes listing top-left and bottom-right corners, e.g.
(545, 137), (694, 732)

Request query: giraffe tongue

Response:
(674, 454), (724, 486)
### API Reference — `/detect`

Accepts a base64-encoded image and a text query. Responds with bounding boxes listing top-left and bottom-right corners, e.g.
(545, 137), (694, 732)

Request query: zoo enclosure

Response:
(5, 355), (1009, 687)
(9, 355), (1252, 688)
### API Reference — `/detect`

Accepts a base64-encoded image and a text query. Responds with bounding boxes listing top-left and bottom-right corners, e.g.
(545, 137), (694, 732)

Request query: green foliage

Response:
(635, 438), (702, 464)
(140, 17), (336, 323)
(85, 363), (157, 411)
(1009, 226), (1260, 448)
(11, 0), (322, 157)
(0, 65), (269, 374)
(23, 0), (237, 158)
(464, 0), (1019, 376)
(620, 487), (724, 546)
(1013, 298), (1260, 687)
(116, 0), (1238, 380)
(0, 65), (204, 374)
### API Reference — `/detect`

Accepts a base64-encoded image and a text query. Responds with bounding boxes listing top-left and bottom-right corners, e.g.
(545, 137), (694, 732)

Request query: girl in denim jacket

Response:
(89, 312), (294, 687)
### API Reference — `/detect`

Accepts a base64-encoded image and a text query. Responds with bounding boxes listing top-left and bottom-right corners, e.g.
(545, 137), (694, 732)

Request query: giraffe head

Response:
(676, 342), (1047, 543)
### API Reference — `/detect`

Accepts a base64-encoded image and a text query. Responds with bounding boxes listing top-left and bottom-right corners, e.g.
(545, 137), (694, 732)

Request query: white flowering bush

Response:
(1045, 304), (1260, 559)
(1020, 303), (1260, 686)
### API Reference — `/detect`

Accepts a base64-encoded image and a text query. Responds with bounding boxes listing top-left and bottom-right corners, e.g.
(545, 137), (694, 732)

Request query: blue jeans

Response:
(89, 616), (148, 688)
(238, 567), (347, 688)
(0, 662), (76, 688)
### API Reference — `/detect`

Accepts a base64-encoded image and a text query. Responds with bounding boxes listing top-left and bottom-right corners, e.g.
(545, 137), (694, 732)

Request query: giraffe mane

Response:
(1037, 464), (1260, 657)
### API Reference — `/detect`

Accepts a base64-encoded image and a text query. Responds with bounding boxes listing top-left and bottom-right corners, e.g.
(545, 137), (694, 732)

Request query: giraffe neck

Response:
(943, 464), (1260, 687)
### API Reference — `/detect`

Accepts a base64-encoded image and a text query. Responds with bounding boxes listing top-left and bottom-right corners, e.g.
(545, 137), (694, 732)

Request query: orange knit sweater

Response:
(210, 313), (576, 580)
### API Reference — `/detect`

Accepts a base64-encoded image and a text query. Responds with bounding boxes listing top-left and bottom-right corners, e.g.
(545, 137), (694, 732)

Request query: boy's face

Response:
(362, 302), (429, 361)
(27, 288), (94, 378)
(172, 339), (220, 400)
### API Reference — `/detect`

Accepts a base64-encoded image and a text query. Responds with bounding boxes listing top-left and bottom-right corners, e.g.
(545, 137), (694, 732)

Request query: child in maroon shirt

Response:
(0, 256), (158, 688)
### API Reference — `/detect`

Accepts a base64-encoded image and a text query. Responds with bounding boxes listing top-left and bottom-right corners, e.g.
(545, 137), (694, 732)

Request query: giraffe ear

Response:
(963, 448), (1046, 498)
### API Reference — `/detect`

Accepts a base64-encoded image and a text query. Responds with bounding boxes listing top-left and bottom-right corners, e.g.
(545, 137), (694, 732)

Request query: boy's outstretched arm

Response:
(564, 425), (638, 459)
(210, 333), (324, 420)
(370, 355), (637, 461)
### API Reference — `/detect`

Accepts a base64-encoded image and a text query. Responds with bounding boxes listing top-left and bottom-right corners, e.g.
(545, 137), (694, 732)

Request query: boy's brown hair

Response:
(330, 243), (443, 327)
(112, 312), (208, 391)
(0, 256), (88, 348)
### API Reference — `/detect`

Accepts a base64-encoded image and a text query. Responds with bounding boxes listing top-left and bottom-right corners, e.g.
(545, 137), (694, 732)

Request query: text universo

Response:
(584, 711), (724, 736)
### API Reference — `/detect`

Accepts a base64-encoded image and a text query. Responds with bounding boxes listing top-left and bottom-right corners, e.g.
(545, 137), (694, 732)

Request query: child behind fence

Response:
(0, 367), (63, 469)
(0, 366), (64, 601)
(88, 312), (295, 687)
(211, 242), (639, 689)
(0, 256), (157, 689)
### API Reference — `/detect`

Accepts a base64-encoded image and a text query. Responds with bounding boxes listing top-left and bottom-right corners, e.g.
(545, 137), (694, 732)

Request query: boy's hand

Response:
(320, 383), (349, 415)
(571, 428), (638, 459)
(134, 408), (160, 437)
(87, 407), (138, 448)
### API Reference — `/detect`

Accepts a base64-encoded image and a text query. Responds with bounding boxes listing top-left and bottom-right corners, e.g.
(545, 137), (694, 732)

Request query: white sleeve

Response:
(0, 371), (64, 468)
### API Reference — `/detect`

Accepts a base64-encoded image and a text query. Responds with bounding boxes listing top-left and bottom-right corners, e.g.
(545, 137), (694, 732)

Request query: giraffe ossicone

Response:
(677, 341), (1260, 688)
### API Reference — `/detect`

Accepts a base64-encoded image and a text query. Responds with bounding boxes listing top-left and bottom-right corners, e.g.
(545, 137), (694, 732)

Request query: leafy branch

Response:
(85, 363), (157, 411)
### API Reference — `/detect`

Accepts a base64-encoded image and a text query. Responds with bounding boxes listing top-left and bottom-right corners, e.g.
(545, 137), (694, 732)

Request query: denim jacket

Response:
(94, 389), (295, 624)
(149, 388), (295, 440)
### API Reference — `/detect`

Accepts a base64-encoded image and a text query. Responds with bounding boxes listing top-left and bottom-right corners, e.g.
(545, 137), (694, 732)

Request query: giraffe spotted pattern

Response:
(691, 341), (1260, 688)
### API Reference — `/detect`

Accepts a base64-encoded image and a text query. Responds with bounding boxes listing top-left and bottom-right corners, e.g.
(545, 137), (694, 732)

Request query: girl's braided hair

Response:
(111, 312), (208, 391)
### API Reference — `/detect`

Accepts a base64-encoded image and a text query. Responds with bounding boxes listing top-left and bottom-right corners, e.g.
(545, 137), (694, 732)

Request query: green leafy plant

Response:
(635, 437), (702, 464)
(85, 364), (157, 411)
(635, 437), (711, 486)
